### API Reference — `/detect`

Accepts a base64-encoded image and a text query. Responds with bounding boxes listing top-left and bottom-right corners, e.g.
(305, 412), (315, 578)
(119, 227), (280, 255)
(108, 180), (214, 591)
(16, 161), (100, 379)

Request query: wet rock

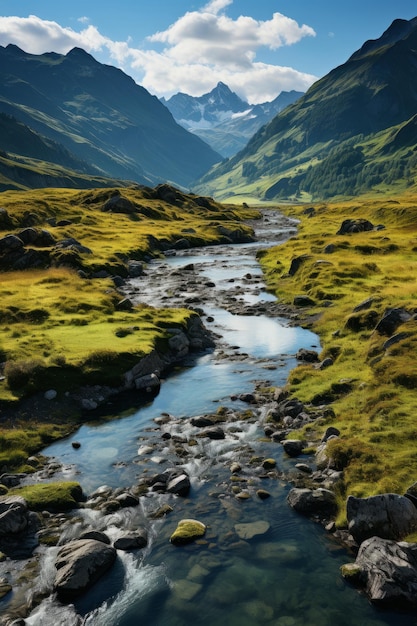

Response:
(256, 490), (271, 500)
(0, 497), (29, 535)
(341, 536), (417, 608)
(239, 393), (257, 404)
(149, 504), (174, 519)
(115, 493), (140, 508)
(78, 530), (111, 545)
(127, 260), (143, 277)
(72, 441), (81, 449)
(230, 462), (241, 474)
(235, 521), (270, 540)
(287, 488), (338, 519)
(114, 529), (148, 551)
(295, 463), (313, 474)
(262, 458), (276, 469)
(282, 439), (306, 457)
(0, 577), (12, 599)
(134, 373), (161, 394)
(54, 539), (117, 599)
(346, 494), (417, 544)
(296, 348), (319, 363)
(0, 474), (25, 488)
(44, 389), (57, 400)
(166, 473), (191, 497)
(170, 519), (206, 545)
(191, 416), (215, 427)
(200, 426), (225, 440)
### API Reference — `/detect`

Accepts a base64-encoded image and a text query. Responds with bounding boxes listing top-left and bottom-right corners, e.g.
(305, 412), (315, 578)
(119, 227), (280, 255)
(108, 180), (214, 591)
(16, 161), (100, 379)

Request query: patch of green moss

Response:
(170, 519), (207, 546)
(8, 481), (84, 511)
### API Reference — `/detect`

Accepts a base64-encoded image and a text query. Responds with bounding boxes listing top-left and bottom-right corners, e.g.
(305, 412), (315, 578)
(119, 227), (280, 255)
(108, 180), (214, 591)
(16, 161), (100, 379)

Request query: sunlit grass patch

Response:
(260, 192), (417, 502)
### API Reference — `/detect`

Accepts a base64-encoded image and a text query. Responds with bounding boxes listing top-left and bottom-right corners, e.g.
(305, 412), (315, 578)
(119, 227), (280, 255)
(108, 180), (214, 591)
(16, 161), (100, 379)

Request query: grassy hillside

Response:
(0, 185), (256, 405)
(195, 18), (417, 202)
(259, 191), (417, 514)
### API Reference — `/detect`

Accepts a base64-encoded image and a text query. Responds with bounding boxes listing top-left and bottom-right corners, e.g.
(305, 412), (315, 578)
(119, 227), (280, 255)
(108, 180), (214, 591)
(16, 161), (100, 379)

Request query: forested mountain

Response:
(0, 45), (221, 190)
(195, 16), (417, 201)
(163, 83), (303, 157)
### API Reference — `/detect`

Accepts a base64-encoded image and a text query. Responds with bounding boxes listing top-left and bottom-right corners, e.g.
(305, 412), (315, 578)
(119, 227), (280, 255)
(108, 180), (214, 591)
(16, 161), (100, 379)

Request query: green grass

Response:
(259, 192), (417, 502)
(7, 481), (84, 511)
(0, 185), (258, 464)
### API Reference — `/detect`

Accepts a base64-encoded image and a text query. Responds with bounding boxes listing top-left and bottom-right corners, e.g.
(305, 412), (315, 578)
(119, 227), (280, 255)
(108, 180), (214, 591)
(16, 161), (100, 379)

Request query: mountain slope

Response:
(0, 45), (221, 188)
(195, 17), (417, 200)
(163, 83), (303, 157)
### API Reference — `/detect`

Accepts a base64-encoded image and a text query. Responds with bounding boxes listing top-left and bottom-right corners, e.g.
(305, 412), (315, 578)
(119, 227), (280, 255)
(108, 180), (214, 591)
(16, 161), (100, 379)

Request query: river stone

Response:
(173, 579), (202, 601)
(342, 536), (417, 608)
(287, 488), (338, 518)
(115, 492), (140, 508)
(201, 426), (225, 440)
(54, 539), (117, 598)
(170, 519), (206, 546)
(235, 521), (270, 540)
(166, 473), (191, 497)
(78, 530), (111, 545)
(0, 577), (11, 599)
(282, 439), (305, 457)
(262, 458), (276, 469)
(346, 493), (417, 544)
(256, 489), (271, 500)
(113, 529), (148, 551)
(0, 496), (29, 535)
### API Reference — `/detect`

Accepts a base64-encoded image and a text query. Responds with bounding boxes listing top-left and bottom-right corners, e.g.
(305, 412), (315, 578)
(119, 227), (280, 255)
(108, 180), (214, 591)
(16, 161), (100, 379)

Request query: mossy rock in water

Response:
(8, 481), (84, 512)
(170, 519), (206, 546)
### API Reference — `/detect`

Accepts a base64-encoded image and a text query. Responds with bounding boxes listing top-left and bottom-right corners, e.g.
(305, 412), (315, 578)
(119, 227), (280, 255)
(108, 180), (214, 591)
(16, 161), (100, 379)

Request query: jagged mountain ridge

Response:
(195, 16), (417, 200)
(0, 45), (221, 189)
(163, 83), (303, 157)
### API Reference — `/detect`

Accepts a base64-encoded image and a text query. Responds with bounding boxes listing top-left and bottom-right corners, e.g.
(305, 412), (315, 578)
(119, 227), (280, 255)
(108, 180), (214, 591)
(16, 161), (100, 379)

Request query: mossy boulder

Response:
(170, 519), (206, 546)
(8, 481), (84, 512)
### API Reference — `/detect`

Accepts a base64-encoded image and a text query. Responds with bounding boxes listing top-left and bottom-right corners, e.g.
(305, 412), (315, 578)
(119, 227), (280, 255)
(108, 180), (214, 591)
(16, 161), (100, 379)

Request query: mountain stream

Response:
(20, 211), (416, 626)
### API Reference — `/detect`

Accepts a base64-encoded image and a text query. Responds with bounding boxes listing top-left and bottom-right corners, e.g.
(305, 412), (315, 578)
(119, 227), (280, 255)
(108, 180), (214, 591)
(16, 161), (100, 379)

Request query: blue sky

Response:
(0, 0), (416, 103)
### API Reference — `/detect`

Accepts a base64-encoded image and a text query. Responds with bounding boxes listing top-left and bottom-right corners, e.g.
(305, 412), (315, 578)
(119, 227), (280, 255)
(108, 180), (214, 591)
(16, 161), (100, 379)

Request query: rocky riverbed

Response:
(1, 210), (417, 625)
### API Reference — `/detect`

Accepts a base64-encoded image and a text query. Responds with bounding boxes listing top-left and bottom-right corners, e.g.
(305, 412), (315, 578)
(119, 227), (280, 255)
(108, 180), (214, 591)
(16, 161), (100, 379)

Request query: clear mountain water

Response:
(24, 213), (416, 626)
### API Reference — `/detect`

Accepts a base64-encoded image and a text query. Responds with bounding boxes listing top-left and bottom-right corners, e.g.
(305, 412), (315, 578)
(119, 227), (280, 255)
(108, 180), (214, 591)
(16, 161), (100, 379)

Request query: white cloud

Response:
(0, 4), (317, 103)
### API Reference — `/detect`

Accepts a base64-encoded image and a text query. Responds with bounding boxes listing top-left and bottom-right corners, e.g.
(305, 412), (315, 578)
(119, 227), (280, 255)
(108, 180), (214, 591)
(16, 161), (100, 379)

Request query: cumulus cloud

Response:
(0, 3), (317, 103)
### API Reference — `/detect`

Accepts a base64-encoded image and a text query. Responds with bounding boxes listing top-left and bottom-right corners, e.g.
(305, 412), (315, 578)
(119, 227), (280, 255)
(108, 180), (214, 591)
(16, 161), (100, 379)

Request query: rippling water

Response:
(24, 213), (417, 626)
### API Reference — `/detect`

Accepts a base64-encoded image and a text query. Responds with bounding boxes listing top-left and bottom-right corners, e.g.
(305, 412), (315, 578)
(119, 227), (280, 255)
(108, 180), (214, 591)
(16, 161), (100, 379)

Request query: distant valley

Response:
(195, 16), (417, 202)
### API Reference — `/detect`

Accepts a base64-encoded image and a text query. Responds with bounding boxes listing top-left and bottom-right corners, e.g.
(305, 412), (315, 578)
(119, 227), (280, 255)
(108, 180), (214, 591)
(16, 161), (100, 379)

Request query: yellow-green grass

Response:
(259, 192), (417, 505)
(0, 185), (258, 468)
(0, 266), (194, 397)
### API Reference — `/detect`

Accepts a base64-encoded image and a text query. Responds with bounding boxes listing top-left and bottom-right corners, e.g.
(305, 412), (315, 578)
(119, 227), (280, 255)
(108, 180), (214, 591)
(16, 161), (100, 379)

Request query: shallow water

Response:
(25, 212), (417, 625)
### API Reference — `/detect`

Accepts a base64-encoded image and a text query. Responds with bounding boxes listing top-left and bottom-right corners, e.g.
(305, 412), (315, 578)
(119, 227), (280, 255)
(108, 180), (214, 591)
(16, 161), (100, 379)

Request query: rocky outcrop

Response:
(337, 219), (374, 234)
(346, 494), (417, 544)
(341, 536), (417, 608)
(287, 488), (338, 519)
(123, 315), (214, 394)
(54, 539), (117, 599)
